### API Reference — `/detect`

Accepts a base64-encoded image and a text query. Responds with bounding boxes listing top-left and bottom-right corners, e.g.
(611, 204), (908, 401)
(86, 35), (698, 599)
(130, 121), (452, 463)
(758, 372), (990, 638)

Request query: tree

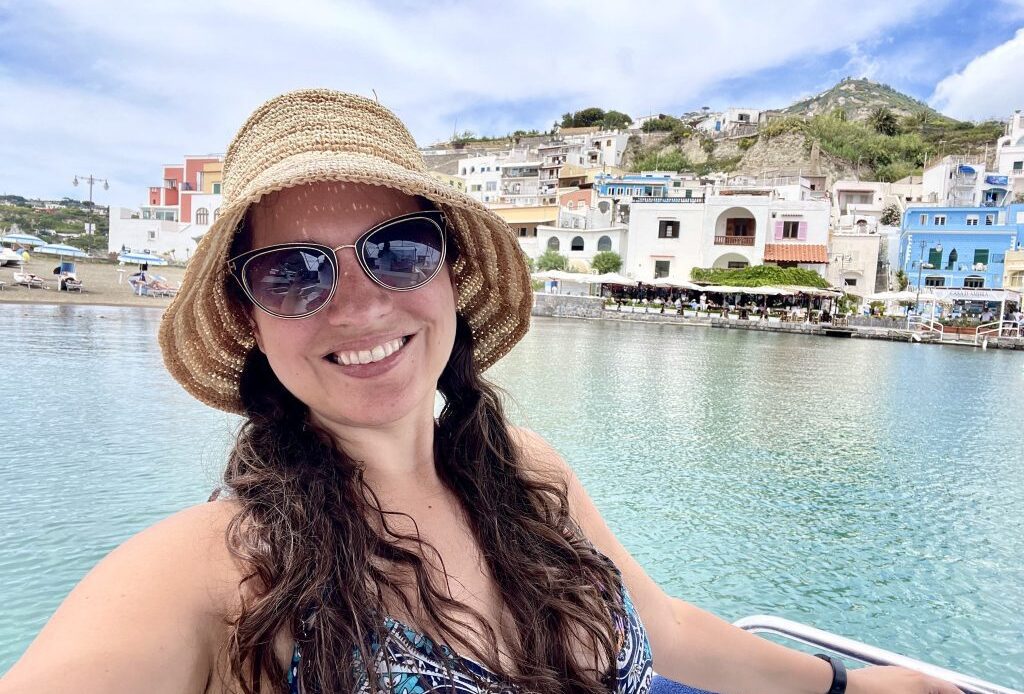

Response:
(591, 251), (622, 274)
(869, 106), (900, 136)
(560, 108), (606, 128)
(641, 115), (684, 132)
(880, 203), (902, 226)
(536, 249), (569, 271)
(600, 110), (633, 129)
(895, 269), (909, 291)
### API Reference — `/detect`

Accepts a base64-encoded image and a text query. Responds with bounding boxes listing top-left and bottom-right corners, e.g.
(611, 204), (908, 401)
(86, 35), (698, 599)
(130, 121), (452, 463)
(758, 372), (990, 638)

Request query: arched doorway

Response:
(714, 206), (757, 246)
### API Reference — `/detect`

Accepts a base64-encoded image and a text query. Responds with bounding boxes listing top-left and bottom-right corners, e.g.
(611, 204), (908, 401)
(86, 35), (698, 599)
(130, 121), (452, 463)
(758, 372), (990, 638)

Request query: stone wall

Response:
(531, 293), (604, 318)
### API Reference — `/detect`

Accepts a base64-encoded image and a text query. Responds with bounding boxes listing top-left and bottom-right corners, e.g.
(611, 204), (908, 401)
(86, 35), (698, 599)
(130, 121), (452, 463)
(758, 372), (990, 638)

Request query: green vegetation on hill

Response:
(783, 78), (949, 122)
(629, 149), (742, 176)
(0, 196), (109, 254)
(690, 264), (830, 288)
(559, 107), (633, 129)
(761, 112), (1003, 181)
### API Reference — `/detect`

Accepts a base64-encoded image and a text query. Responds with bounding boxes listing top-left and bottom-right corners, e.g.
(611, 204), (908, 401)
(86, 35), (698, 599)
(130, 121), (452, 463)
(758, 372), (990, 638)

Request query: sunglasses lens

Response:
(362, 217), (445, 289)
(243, 247), (334, 317)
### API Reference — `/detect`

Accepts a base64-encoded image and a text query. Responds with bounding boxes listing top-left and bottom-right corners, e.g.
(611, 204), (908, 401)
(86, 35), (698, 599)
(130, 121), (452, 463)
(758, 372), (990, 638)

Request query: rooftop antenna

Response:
(371, 89), (379, 103)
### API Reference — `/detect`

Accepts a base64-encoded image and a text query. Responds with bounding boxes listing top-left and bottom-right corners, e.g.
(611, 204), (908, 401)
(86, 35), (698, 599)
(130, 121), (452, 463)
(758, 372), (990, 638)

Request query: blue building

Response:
(594, 172), (701, 200)
(899, 204), (1024, 291)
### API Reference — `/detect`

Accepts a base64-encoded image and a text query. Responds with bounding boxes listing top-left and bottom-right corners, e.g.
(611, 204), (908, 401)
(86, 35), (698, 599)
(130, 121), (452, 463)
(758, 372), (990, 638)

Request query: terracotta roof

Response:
(763, 244), (829, 263)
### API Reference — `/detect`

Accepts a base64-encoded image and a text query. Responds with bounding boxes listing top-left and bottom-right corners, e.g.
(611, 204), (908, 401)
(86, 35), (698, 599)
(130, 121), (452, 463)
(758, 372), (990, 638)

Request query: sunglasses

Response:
(228, 210), (447, 319)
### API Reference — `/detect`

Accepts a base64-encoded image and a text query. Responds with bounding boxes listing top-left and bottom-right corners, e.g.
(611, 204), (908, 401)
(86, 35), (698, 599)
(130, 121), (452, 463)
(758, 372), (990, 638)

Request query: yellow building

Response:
(428, 171), (466, 192)
(1004, 249), (1024, 291)
(490, 206), (558, 238)
(200, 161), (224, 194)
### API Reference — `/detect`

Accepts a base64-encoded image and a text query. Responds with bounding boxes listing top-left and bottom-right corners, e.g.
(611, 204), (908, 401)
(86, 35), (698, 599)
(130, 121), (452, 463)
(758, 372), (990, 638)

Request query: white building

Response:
(995, 110), (1024, 200)
(830, 177), (926, 233)
(457, 154), (504, 204)
(625, 189), (831, 282)
(826, 232), (882, 297)
(529, 225), (629, 272)
(922, 156), (1007, 207)
(108, 208), (207, 260)
(696, 107), (761, 135)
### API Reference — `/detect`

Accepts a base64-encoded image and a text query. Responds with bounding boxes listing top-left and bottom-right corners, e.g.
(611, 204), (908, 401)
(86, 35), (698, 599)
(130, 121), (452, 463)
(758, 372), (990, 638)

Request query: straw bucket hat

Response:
(158, 89), (532, 414)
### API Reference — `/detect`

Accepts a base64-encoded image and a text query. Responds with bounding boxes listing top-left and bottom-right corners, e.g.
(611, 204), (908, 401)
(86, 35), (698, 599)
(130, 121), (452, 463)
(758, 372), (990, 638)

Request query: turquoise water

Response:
(1, 304), (1022, 688)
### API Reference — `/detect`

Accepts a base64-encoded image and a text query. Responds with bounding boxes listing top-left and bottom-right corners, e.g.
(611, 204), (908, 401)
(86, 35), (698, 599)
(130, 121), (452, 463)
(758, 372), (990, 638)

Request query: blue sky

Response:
(1, 0), (1023, 207)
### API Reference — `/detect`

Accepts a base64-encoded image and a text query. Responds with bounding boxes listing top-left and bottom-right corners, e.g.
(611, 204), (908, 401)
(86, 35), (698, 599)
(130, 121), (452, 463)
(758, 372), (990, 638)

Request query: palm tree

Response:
(869, 106), (900, 136)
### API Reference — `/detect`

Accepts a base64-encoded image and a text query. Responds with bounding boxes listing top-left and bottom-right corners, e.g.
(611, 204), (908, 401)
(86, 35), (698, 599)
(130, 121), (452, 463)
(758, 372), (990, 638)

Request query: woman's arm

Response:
(0, 501), (240, 694)
(513, 428), (961, 694)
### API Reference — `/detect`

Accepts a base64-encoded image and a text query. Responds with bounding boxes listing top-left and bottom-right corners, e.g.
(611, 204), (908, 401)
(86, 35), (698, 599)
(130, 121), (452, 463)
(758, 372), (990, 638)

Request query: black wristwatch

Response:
(814, 653), (847, 694)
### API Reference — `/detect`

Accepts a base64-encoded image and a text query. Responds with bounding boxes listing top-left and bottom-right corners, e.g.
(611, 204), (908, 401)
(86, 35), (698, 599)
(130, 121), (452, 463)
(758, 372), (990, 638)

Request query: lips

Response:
(324, 335), (410, 366)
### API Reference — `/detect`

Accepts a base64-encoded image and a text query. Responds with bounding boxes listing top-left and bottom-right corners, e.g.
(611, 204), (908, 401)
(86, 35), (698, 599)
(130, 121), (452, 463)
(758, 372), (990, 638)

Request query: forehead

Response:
(247, 181), (428, 246)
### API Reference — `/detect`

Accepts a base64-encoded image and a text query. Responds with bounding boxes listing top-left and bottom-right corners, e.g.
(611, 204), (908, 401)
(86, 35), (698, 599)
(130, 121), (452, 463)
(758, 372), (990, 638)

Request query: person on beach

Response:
(1, 90), (962, 694)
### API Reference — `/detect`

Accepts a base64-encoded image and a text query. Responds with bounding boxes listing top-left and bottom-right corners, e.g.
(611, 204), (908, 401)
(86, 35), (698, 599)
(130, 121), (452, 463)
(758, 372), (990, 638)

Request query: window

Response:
(518, 227), (528, 237)
(571, 236), (584, 251)
(658, 220), (680, 238)
(844, 278), (858, 287)
(727, 261), (749, 269)
(919, 214), (928, 225)
(547, 237), (559, 251)
(165, 179), (177, 189)
(985, 214), (995, 225)
(966, 215), (978, 226)
(946, 248), (957, 270)
(597, 235), (612, 252)
(654, 260), (670, 278)
(964, 276), (985, 288)
(924, 276), (946, 287)
(974, 249), (989, 268)
(195, 208), (209, 225)
(212, 183), (221, 195)
(992, 254), (1005, 264)
(461, 168), (466, 175)
(470, 184), (481, 192)
(485, 181), (496, 192)
(928, 247), (943, 269)
(1014, 161), (1023, 172)
(934, 215), (946, 226)
(782, 221), (799, 239)
(147, 230), (157, 240)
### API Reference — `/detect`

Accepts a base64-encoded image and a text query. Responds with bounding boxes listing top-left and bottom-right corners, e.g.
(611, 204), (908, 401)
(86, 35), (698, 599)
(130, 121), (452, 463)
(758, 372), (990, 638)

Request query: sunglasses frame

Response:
(227, 210), (448, 319)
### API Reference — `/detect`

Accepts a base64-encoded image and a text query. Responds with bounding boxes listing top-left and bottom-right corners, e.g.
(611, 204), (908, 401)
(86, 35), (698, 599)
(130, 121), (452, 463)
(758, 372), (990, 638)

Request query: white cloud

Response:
(930, 28), (1024, 121)
(1, 0), (942, 205)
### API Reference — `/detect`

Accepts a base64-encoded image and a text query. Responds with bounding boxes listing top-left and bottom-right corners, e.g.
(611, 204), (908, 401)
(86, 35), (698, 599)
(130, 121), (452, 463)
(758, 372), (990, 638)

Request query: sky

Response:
(1, 0), (1023, 208)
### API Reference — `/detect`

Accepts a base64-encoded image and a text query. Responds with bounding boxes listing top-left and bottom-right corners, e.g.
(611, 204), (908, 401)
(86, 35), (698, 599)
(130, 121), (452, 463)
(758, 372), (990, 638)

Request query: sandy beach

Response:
(0, 258), (187, 309)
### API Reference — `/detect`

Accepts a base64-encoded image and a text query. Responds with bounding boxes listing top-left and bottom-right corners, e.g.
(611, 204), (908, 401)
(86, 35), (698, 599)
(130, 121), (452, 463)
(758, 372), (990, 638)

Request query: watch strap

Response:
(814, 653), (847, 694)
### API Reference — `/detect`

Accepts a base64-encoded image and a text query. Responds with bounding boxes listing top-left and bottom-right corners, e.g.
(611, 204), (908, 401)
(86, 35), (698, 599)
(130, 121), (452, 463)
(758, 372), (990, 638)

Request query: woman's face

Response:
(246, 181), (457, 430)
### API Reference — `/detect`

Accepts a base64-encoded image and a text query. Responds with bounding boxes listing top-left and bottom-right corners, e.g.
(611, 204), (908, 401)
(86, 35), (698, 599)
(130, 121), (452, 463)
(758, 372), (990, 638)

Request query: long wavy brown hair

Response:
(220, 208), (625, 693)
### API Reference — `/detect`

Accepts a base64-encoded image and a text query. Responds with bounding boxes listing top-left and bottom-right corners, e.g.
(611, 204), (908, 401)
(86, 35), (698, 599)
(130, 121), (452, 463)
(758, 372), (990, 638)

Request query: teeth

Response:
(331, 337), (407, 366)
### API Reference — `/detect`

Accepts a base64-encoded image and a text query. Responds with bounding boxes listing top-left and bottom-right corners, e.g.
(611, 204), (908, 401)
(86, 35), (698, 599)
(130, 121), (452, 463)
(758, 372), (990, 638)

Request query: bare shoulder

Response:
(1, 500), (245, 694)
(509, 425), (574, 484)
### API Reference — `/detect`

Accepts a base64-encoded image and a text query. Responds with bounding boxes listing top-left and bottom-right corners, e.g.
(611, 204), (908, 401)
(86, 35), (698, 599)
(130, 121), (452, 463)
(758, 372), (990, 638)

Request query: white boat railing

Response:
(734, 615), (1022, 694)
(906, 316), (945, 340)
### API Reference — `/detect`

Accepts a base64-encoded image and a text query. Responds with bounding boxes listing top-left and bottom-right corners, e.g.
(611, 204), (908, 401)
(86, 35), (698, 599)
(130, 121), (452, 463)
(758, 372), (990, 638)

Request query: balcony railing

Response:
(631, 196), (706, 204)
(715, 235), (755, 246)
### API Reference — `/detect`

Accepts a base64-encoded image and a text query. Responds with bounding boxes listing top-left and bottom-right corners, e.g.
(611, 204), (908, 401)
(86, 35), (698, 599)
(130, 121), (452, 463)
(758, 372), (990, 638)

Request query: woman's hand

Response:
(848, 665), (963, 693)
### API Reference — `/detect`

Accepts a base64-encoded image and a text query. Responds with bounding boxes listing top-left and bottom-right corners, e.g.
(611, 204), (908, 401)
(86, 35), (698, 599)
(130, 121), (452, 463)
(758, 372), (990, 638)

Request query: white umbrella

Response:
(592, 272), (638, 286)
(867, 290), (918, 302)
(118, 252), (168, 267)
(531, 269), (586, 282)
(646, 278), (701, 290)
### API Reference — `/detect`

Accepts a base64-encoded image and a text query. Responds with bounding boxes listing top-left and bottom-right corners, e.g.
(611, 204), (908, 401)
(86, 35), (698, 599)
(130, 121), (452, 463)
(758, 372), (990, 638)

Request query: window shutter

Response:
(797, 222), (808, 241)
(774, 221), (783, 240)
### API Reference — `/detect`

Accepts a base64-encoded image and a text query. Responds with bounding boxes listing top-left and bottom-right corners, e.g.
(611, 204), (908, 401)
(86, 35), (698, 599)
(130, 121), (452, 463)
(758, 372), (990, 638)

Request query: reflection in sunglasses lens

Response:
(362, 218), (444, 289)
(245, 248), (334, 316)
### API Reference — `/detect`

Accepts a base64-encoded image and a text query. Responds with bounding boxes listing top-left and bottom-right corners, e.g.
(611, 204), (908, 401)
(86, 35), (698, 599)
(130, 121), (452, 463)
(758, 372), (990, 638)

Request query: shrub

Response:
(591, 251), (623, 274)
(536, 249), (569, 271)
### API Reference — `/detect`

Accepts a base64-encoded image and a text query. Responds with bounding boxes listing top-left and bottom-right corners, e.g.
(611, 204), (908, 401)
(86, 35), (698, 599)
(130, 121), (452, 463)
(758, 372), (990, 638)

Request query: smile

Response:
(325, 336), (409, 366)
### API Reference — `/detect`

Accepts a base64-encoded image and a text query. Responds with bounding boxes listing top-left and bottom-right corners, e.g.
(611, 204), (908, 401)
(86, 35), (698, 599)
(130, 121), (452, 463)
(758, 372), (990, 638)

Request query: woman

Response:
(1, 90), (959, 694)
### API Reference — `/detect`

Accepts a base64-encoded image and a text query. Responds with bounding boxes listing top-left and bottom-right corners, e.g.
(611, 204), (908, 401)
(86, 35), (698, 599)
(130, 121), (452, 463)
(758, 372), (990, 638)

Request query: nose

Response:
(320, 246), (394, 326)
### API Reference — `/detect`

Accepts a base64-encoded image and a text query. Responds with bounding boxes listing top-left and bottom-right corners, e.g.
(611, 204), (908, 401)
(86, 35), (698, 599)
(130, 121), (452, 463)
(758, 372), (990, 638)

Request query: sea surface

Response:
(1, 304), (1022, 688)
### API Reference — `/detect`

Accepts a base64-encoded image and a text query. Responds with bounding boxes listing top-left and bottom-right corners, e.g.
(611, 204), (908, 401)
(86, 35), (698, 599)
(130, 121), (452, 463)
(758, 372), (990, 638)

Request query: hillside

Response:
(782, 77), (951, 122)
(0, 196), (109, 254)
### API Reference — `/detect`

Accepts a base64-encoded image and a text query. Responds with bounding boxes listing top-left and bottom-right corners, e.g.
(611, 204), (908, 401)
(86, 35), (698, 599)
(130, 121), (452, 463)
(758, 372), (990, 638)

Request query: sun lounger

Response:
(13, 272), (46, 289)
(63, 278), (83, 292)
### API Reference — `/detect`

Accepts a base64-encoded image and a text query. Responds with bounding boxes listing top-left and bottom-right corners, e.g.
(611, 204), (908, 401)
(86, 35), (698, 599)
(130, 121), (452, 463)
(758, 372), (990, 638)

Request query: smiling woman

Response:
(0, 89), (963, 694)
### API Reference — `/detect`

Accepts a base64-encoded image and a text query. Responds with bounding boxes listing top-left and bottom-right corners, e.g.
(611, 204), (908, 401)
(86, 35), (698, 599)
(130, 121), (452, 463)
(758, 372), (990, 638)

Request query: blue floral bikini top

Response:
(286, 584), (653, 693)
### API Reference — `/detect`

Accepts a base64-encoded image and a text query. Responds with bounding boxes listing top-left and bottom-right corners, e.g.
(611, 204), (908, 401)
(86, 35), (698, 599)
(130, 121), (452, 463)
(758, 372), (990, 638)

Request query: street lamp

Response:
(73, 174), (110, 253)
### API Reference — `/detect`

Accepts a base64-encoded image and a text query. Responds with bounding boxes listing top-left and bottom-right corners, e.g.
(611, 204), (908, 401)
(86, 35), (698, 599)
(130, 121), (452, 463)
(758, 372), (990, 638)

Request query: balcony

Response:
(632, 196), (706, 204)
(715, 235), (755, 246)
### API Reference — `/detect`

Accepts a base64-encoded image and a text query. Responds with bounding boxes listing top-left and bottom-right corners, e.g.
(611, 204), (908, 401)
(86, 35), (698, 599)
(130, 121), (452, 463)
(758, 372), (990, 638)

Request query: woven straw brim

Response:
(159, 151), (532, 414)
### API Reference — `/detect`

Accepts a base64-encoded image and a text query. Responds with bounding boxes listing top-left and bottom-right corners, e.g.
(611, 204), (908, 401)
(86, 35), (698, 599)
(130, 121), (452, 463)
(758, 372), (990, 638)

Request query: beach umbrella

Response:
(33, 243), (88, 258)
(646, 278), (701, 290)
(1, 232), (46, 247)
(591, 272), (638, 287)
(117, 251), (168, 267)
